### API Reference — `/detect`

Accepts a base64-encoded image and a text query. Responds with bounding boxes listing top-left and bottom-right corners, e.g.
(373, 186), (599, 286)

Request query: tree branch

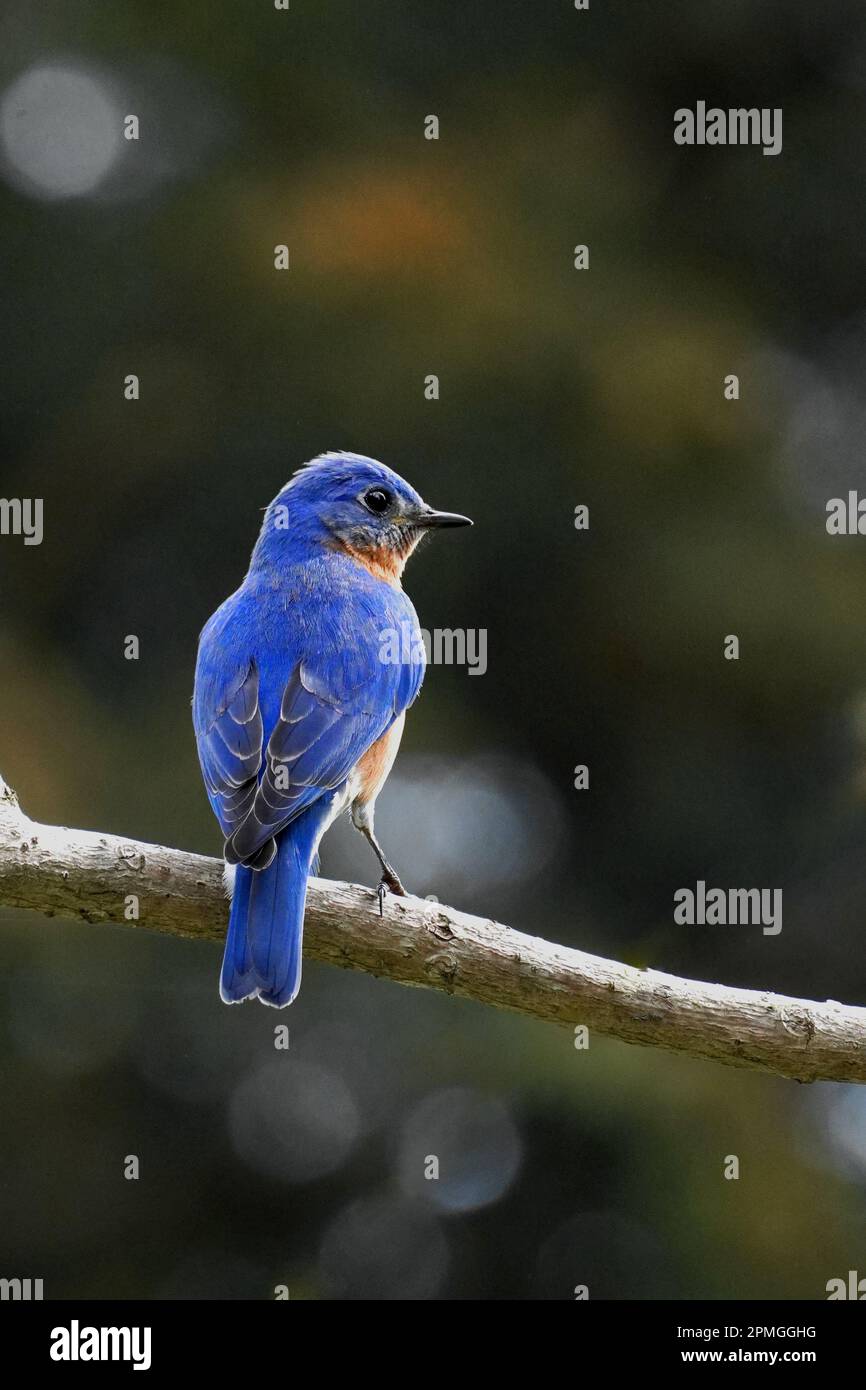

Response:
(1, 773), (864, 1083)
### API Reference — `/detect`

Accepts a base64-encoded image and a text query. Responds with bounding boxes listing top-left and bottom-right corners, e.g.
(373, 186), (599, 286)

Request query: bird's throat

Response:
(333, 535), (419, 588)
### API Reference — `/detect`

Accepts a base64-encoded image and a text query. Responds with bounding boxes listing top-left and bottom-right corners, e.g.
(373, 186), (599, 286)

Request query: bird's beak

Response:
(415, 507), (473, 529)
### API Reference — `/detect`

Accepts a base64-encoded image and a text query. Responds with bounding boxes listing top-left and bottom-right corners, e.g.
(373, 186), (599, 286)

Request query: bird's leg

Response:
(367, 830), (407, 916)
(352, 803), (407, 915)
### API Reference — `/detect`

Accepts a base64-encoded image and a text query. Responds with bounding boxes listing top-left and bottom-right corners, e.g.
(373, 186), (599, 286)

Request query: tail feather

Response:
(220, 863), (256, 1002)
(220, 820), (317, 1007)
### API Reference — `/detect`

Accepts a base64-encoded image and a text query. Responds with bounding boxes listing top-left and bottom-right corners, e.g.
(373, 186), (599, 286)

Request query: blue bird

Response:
(193, 451), (472, 1007)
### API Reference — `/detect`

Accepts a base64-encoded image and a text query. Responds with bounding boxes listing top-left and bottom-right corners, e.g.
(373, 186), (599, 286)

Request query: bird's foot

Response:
(376, 870), (407, 916)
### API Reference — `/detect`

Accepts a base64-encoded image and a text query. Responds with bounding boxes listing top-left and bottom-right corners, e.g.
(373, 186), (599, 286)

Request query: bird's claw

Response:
(377, 872), (407, 915)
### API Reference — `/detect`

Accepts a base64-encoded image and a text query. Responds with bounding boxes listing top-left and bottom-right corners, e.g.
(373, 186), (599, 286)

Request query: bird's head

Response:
(253, 451), (472, 585)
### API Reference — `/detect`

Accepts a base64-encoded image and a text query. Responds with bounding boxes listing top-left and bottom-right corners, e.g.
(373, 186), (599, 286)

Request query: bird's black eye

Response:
(363, 488), (391, 514)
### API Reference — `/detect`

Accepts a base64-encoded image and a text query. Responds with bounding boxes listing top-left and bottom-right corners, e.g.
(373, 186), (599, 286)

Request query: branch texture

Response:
(1, 774), (864, 1083)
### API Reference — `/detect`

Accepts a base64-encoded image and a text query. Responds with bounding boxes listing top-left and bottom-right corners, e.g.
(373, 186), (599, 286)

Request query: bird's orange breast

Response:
(354, 714), (405, 806)
(339, 539), (406, 588)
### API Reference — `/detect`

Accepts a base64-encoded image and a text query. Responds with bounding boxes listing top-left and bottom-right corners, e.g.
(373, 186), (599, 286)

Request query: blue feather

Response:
(221, 806), (327, 1006)
(192, 451), (467, 1009)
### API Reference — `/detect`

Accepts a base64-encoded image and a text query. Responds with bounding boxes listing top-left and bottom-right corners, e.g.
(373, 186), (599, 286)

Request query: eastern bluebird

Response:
(193, 451), (472, 1007)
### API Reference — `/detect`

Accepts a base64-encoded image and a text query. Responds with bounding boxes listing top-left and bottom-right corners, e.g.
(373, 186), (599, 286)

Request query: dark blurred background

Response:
(2, 0), (866, 1300)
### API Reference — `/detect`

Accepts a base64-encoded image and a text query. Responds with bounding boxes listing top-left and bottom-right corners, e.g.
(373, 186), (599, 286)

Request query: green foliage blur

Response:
(2, 0), (866, 1299)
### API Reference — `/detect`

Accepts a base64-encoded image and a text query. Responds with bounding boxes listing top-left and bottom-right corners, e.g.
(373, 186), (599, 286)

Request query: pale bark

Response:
(1, 773), (864, 1082)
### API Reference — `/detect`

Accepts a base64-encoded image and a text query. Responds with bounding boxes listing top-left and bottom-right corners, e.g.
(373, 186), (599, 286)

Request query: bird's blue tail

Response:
(220, 816), (320, 1007)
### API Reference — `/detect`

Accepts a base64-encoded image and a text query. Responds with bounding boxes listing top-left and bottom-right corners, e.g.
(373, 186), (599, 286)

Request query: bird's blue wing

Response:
(196, 661), (264, 839)
(195, 592), (424, 866)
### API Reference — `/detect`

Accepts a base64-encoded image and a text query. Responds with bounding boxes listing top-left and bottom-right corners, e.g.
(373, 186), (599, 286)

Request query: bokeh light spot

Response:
(397, 1087), (523, 1213)
(1, 63), (122, 200)
(229, 1059), (360, 1184)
